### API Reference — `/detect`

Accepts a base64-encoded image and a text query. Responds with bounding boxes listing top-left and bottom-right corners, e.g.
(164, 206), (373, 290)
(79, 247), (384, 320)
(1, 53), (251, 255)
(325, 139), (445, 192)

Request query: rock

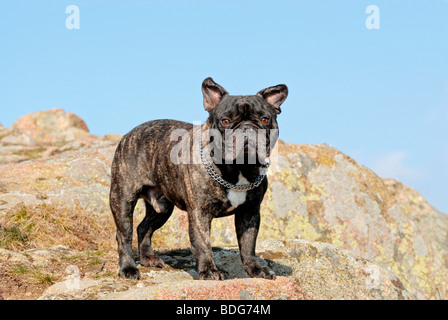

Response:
(37, 278), (102, 300)
(0, 248), (30, 264)
(22, 245), (76, 267)
(104, 277), (305, 300)
(256, 240), (410, 300)
(0, 245), (77, 268)
(0, 137), (117, 215)
(6, 109), (90, 146)
(0, 109), (97, 164)
(38, 240), (409, 300)
(0, 122), (9, 139)
(1, 133), (32, 146)
(0, 154), (29, 165)
(39, 276), (307, 300)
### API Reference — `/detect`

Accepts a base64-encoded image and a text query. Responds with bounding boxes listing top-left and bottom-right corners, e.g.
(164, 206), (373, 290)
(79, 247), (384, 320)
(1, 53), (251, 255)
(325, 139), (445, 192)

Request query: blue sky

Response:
(1, 1), (447, 213)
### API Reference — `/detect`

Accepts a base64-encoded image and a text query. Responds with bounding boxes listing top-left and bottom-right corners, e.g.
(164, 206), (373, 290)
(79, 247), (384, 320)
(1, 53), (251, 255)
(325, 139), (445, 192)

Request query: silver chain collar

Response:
(199, 135), (270, 192)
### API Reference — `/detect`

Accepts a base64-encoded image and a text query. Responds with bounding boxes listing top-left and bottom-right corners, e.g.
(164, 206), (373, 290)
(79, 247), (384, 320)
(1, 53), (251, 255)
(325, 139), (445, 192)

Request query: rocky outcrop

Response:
(2, 108), (89, 146)
(36, 240), (409, 300)
(0, 109), (119, 212)
(1, 110), (447, 300)
(0, 109), (99, 165)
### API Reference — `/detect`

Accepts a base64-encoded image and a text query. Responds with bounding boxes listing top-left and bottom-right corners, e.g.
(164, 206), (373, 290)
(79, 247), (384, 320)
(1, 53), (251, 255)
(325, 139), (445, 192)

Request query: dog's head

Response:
(201, 77), (288, 164)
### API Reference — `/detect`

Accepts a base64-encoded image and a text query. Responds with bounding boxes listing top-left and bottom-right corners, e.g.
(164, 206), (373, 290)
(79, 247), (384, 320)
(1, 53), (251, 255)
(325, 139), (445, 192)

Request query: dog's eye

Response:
(221, 119), (231, 126)
(261, 117), (269, 124)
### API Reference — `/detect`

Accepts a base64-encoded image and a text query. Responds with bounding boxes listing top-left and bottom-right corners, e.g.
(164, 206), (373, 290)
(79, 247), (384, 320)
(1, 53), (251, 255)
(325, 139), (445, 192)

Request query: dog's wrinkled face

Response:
(201, 77), (288, 164)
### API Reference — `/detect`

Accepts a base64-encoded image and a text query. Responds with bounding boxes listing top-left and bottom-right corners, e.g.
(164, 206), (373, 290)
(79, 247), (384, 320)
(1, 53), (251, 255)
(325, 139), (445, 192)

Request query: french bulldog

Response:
(109, 77), (288, 280)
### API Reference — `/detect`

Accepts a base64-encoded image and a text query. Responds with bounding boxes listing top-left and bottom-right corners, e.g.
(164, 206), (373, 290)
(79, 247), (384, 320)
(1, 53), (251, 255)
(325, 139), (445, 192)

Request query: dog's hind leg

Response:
(137, 191), (174, 268)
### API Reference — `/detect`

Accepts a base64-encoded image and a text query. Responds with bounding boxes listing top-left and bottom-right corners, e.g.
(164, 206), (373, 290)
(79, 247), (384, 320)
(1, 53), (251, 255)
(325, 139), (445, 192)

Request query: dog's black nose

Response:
(239, 124), (257, 137)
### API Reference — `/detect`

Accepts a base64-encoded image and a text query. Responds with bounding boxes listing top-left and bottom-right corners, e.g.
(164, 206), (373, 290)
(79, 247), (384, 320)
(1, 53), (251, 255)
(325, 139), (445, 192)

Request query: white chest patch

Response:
(226, 173), (248, 212)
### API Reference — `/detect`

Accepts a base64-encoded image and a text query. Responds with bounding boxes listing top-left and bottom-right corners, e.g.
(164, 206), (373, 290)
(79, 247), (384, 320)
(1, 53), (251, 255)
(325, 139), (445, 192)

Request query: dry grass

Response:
(0, 204), (117, 252)
(0, 204), (124, 299)
(0, 203), (161, 299)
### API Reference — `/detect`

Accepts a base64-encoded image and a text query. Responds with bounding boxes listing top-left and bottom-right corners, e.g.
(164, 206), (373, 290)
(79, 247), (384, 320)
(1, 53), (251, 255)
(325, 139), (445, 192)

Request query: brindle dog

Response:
(110, 77), (288, 280)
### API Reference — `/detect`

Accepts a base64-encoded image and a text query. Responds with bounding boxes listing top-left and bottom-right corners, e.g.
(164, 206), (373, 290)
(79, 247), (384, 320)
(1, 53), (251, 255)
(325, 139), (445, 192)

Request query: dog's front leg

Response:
(234, 205), (276, 279)
(188, 209), (225, 280)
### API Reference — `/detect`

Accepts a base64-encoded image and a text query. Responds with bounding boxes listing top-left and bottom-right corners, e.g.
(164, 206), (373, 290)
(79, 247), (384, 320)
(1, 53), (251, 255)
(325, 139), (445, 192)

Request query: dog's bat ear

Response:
(202, 77), (228, 112)
(256, 84), (288, 114)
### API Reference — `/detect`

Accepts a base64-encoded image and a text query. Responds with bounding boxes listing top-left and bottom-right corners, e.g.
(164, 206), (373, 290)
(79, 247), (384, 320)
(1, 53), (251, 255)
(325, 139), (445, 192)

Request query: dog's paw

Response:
(244, 261), (276, 280)
(140, 255), (165, 268)
(119, 266), (141, 280)
(198, 268), (226, 281)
